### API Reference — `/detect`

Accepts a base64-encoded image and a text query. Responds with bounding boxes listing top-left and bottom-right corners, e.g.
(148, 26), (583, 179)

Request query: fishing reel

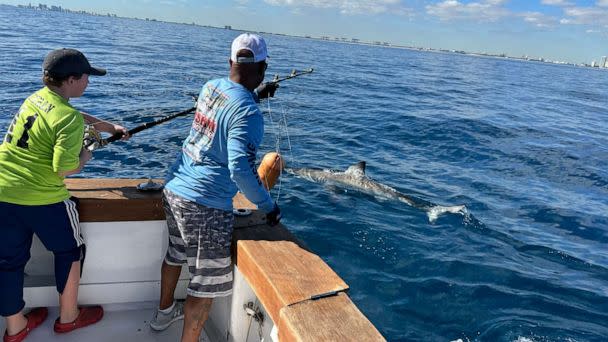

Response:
(83, 125), (104, 151)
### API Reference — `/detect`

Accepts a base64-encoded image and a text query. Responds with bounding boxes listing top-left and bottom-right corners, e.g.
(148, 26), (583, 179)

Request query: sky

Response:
(2, 0), (607, 64)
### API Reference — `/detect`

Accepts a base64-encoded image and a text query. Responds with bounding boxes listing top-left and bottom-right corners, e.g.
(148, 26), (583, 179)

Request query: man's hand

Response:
(256, 82), (279, 99)
(266, 202), (282, 226)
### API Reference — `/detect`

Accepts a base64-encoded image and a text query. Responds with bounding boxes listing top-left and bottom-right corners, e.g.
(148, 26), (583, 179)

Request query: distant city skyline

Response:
(2, 0), (607, 64)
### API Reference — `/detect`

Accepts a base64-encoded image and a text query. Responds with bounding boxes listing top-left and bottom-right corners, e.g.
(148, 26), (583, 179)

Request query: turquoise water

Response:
(1, 5), (607, 341)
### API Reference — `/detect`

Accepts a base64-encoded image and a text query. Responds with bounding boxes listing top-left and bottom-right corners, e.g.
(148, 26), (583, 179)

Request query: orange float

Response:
(257, 152), (285, 190)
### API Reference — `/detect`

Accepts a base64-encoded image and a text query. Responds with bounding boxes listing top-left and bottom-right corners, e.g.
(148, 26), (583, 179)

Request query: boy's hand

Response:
(111, 124), (130, 141)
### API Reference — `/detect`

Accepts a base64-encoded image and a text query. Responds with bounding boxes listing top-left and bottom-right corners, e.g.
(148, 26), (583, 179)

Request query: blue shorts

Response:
(0, 199), (85, 317)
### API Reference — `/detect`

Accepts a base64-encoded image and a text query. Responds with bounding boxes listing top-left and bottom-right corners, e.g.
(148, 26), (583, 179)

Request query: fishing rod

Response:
(105, 106), (195, 144)
(84, 106), (196, 150)
(271, 68), (314, 84)
(86, 68), (314, 150)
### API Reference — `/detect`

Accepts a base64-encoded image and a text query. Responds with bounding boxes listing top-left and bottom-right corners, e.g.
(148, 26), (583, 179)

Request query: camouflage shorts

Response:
(162, 189), (234, 298)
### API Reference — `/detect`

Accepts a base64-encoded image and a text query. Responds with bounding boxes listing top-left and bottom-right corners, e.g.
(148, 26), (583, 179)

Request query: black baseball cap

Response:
(42, 48), (106, 77)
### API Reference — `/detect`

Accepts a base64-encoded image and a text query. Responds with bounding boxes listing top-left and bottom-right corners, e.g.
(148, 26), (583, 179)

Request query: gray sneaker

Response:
(150, 301), (184, 331)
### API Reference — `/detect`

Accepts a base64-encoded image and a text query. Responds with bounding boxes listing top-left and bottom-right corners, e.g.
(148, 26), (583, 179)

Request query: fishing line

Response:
(265, 94), (283, 205)
(278, 103), (295, 166)
(265, 95), (279, 152)
(269, 102), (296, 207)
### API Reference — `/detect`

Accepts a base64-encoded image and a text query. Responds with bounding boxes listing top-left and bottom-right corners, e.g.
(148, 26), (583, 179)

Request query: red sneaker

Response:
(3, 307), (49, 342)
(53, 306), (104, 334)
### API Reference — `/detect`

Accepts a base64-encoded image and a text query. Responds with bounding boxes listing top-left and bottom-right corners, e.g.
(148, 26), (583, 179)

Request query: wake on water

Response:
(426, 204), (469, 223)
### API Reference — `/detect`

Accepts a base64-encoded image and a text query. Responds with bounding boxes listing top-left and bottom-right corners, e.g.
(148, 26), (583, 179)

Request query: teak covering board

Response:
(65, 178), (255, 222)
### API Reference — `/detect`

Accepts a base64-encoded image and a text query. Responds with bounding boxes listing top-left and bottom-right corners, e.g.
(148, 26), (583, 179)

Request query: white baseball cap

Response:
(230, 33), (268, 64)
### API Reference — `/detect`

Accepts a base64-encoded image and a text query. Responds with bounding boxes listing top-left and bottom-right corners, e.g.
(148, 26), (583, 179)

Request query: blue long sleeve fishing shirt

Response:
(164, 78), (274, 213)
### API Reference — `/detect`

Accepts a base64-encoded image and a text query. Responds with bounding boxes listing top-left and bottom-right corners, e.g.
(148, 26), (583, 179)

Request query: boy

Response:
(0, 48), (128, 342)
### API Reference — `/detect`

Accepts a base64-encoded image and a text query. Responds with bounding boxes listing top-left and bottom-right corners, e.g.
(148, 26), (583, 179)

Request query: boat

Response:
(1, 157), (385, 341)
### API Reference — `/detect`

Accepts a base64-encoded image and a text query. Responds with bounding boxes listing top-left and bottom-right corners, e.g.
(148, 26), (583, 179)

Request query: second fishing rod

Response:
(85, 68), (314, 150)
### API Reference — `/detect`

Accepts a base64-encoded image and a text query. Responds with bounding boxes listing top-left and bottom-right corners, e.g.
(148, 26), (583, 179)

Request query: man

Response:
(151, 33), (281, 342)
(0, 48), (129, 342)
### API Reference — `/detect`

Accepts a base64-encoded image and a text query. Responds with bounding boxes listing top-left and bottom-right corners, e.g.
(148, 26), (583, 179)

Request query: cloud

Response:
(263, 0), (608, 33)
(561, 5), (608, 26)
(425, 1), (571, 31)
(518, 11), (558, 28)
(425, 0), (510, 22)
(540, 0), (572, 6)
(424, 0), (608, 30)
(159, 0), (187, 6)
(540, 1), (608, 28)
(263, 0), (412, 15)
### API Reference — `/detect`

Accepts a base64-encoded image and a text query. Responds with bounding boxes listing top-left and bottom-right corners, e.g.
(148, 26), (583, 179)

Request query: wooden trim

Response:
(66, 179), (163, 222)
(65, 178), (256, 222)
(278, 292), (385, 342)
(235, 240), (349, 325)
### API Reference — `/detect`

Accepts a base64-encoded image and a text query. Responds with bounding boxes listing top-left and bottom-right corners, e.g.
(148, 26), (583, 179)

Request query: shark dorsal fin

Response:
(345, 161), (366, 176)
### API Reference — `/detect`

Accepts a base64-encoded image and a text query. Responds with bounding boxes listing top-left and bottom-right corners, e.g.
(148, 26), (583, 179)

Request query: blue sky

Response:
(3, 0), (607, 63)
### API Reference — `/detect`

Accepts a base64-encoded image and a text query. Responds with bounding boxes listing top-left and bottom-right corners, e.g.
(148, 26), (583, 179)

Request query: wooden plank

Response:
(232, 222), (311, 272)
(65, 178), (163, 200)
(236, 240), (349, 324)
(278, 292), (385, 342)
(64, 178), (256, 222)
(66, 178), (164, 222)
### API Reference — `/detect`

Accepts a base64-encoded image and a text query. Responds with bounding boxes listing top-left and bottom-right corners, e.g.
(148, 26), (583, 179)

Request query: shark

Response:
(285, 161), (467, 222)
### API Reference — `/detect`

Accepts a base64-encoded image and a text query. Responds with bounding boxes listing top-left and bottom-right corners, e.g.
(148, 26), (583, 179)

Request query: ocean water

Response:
(1, 5), (607, 341)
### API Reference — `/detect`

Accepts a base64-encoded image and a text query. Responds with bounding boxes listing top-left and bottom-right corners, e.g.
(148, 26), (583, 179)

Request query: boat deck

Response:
(0, 302), (210, 342)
